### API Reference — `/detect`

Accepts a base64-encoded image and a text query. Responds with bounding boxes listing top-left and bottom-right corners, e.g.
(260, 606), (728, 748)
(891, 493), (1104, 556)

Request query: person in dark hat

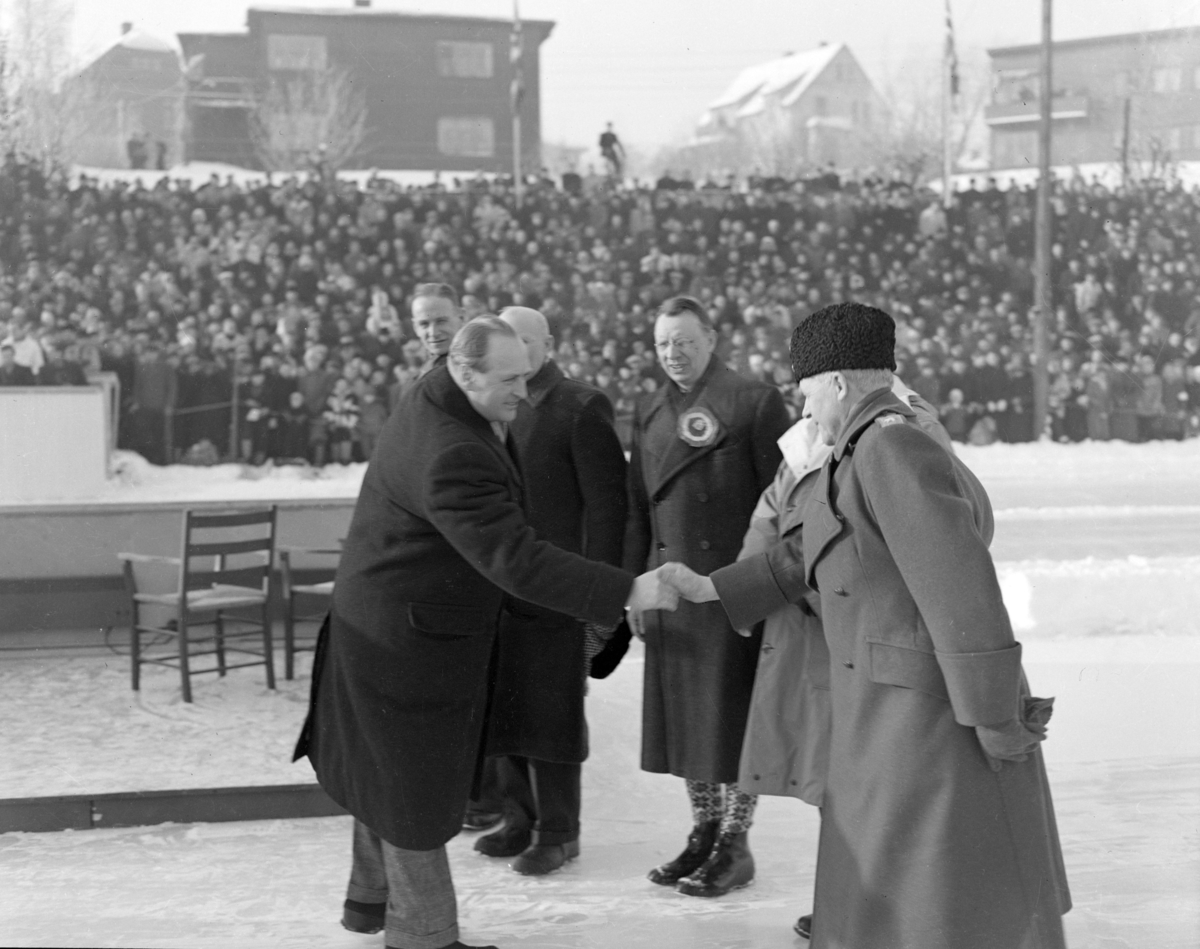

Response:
(660, 301), (1070, 948)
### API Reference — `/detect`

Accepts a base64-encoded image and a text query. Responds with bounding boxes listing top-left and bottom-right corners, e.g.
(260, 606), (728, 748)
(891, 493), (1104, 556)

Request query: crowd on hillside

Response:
(1, 152), (1199, 465)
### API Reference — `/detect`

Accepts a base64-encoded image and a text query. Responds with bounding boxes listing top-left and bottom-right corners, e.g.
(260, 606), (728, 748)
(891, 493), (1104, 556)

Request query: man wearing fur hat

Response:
(663, 302), (1070, 948)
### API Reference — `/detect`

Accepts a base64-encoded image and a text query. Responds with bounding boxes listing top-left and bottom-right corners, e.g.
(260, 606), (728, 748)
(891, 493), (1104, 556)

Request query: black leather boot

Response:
(675, 830), (755, 897)
(474, 821), (532, 857)
(647, 820), (720, 886)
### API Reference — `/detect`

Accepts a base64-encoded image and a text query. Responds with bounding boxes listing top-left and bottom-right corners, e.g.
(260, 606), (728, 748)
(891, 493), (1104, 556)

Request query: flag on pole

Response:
(944, 0), (960, 98)
(510, 0), (524, 111)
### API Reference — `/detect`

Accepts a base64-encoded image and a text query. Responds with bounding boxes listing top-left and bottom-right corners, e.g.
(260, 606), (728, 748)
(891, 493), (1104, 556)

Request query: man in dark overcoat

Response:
(666, 302), (1070, 949)
(294, 317), (676, 949)
(624, 295), (790, 897)
(474, 307), (628, 875)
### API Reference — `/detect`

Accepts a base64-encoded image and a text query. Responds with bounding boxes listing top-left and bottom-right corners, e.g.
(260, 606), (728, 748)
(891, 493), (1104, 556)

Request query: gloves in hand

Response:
(975, 696), (1054, 772)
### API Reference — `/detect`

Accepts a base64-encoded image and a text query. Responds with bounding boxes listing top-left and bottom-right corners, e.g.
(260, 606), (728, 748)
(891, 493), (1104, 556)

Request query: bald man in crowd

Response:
(473, 307), (628, 874)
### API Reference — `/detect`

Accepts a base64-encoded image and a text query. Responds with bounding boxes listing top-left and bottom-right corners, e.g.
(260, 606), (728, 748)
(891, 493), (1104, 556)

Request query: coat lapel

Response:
(426, 364), (523, 490)
(802, 460), (843, 590)
(648, 365), (731, 496)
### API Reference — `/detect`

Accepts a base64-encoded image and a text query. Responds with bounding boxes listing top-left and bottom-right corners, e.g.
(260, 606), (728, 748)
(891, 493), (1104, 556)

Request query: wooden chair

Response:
(278, 545), (341, 680)
(119, 507), (278, 703)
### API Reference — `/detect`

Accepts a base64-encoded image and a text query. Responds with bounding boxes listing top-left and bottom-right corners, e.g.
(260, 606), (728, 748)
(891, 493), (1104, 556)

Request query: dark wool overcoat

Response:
(713, 388), (1070, 949)
(293, 366), (632, 851)
(624, 360), (789, 782)
(484, 360), (628, 764)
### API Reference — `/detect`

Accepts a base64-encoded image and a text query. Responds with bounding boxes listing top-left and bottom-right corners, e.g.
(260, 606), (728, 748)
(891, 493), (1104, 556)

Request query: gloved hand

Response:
(975, 713), (1047, 772)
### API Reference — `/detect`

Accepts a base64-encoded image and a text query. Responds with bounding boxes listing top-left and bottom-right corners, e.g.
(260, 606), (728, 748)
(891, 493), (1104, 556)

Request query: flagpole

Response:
(942, 0), (955, 210)
(511, 0), (524, 205)
(942, 49), (952, 209)
(1032, 0), (1053, 439)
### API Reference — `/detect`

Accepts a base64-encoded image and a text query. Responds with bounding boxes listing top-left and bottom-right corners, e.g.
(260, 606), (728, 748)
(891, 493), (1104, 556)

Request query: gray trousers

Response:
(347, 819), (458, 949)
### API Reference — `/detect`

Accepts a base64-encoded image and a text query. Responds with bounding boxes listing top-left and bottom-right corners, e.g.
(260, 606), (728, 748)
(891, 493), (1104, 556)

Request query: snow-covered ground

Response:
(0, 638), (1196, 948)
(1, 439), (1197, 946)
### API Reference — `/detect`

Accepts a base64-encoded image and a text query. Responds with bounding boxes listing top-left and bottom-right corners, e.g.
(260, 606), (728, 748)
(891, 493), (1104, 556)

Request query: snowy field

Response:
(1, 438), (1198, 947)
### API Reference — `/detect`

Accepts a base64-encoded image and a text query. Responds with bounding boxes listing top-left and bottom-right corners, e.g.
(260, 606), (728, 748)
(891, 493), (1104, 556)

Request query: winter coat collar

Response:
(524, 359), (563, 410)
(422, 364), (522, 485)
(832, 387), (917, 462)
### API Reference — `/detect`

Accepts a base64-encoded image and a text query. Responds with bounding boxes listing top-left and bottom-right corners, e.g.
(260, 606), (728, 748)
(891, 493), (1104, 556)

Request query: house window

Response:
(1151, 67), (1181, 93)
(436, 41), (494, 78)
(437, 117), (495, 157)
(267, 34), (328, 72)
(1165, 127), (1183, 151)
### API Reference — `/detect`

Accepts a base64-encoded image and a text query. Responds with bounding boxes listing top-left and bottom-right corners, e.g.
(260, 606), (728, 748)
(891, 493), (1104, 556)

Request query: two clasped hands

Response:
(623, 561), (717, 638)
(624, 561), (1050, 769)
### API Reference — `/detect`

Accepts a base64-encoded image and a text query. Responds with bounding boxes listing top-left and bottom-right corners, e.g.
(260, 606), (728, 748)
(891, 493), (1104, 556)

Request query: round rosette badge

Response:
(678, 407), (720, 447)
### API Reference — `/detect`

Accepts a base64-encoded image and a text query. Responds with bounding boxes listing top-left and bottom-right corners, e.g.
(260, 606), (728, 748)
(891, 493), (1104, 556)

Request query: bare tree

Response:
(0, 0), (76, 164)
(868, 48), (989, 184)
(249, 66), (368, 173)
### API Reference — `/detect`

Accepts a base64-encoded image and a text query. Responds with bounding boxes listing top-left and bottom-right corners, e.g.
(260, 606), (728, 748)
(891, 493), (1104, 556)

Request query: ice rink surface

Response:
(2, 439), (1199, 948)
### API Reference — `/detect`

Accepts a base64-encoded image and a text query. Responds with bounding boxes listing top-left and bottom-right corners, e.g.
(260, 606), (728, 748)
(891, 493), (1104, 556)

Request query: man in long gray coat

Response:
(624, 295), (790, 897)
(664, 302), (1070, 949)
(734, 378), (952, 940)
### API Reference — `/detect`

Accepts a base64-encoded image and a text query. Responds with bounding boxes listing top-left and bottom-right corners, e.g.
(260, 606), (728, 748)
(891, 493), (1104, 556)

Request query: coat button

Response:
(843, 660), (854, 669)
(752, 774), (761, 781)
(700, 540), (711, 550)
(761, 643), (774, 654)
(834, 586), (848, 596)
(790, 779), (798, 786)
(656, 542), (667, 551)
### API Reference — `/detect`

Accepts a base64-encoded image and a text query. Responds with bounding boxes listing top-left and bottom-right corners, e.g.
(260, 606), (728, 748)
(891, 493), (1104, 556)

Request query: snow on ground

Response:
(10, 438), (1200, 507)
(0, 640), (1196, 948)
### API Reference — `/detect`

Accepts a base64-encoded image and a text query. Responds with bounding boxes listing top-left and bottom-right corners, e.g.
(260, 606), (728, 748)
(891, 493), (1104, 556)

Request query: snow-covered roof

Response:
(74, 29), (179, 76)
(710, 43), (844, 117)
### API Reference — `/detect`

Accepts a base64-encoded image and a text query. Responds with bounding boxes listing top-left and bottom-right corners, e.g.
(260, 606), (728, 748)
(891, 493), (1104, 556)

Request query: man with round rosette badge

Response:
(623, 296), (790, 897)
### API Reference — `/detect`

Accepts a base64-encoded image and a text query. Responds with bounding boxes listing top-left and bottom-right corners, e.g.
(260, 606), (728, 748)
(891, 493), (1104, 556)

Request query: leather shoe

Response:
(474, 821), (531, 857)
(511, 839), (580, 875)
(647, 819), (719, 886)
(387, 943), (498, 949)
(462, 809), (503, 832)
(794, 914), (813, 939)
(676, 830), (755, 897)
(342, 898), (384, 934)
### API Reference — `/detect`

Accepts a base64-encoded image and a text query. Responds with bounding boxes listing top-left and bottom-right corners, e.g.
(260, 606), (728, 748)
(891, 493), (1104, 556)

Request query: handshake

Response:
(623, 562), (720, 637)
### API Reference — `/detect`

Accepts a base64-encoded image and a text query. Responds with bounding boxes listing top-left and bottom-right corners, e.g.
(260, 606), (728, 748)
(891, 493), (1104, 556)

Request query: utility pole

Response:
(942, 47), (953, 209)
(1032, 0), (1053, 440)
(510, 1), (524, 205)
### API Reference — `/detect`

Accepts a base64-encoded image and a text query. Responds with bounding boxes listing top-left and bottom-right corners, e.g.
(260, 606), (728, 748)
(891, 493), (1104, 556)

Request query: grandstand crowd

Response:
(1, 152), (1199, 465)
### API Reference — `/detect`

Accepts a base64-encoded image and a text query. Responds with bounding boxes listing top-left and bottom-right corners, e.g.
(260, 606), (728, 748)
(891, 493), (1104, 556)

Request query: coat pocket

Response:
(407, 602), (492, 638)
(867, 641), (950, 702)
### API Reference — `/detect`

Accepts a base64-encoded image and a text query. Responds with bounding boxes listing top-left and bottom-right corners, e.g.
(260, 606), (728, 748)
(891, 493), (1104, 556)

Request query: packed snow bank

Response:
(13, 438), (1200, 507)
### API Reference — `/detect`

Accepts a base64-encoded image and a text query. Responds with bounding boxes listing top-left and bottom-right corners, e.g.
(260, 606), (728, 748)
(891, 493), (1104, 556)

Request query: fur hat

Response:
(790, 302), (897, 382)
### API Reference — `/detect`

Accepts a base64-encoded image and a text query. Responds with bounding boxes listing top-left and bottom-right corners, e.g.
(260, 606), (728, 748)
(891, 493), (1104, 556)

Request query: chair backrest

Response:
(179, 507), (278, 595)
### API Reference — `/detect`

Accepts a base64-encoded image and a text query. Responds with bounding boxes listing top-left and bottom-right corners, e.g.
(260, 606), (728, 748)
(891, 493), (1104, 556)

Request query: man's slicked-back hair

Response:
(657, 295), (714, 330)
(448, 316), (517, 373)
(412, 282), (460, 308)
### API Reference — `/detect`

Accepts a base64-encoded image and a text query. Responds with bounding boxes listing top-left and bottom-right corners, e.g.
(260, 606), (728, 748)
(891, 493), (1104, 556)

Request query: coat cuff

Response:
(711, 554), (789, 631)
(936, 643), (1024, 727)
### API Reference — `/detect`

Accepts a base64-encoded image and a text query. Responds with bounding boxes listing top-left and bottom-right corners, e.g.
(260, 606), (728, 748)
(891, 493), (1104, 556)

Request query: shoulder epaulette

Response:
(875, 413), (906, 428)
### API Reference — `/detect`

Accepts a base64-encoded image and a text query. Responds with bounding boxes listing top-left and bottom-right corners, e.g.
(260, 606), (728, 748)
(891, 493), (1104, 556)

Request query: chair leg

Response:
(178, 608), (193, 704)
(130, 607), (140, 692)
(215, 612), (227, 677)
(261, 601), (276, 691)
(283, 595), (296, 681)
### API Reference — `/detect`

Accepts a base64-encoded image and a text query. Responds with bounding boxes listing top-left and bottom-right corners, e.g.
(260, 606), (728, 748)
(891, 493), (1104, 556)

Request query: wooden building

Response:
(687, 43), (884, 174)
(987, 26), (1200, 170)
(64, 25), (183, 169)
(181, 4), (554, 172)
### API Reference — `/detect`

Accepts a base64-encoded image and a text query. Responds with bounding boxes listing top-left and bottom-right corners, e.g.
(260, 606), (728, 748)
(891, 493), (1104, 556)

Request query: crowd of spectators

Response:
(1, 152), (1199, 466)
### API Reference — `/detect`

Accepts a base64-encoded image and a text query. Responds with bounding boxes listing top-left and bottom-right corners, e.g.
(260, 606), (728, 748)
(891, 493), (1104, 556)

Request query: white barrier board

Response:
(0, 387), (108, 502)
